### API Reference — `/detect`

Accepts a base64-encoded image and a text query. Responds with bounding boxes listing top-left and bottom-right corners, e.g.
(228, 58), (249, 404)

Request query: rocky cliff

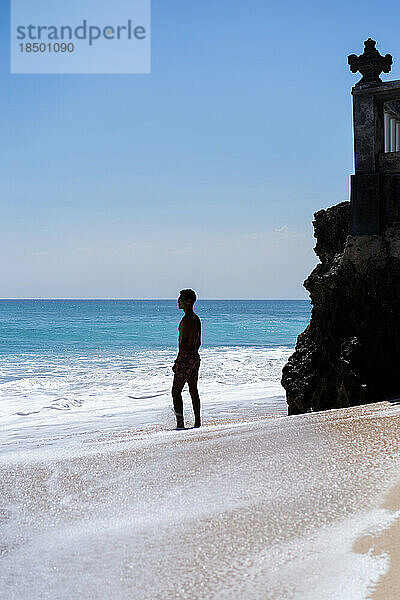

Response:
(282, 201), (400, 414)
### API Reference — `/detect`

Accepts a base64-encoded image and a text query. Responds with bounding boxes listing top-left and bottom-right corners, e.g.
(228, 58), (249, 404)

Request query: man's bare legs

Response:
(172, 378), (185, 428)
(171, 368), (201, 429)
(188, 371), (201, 427)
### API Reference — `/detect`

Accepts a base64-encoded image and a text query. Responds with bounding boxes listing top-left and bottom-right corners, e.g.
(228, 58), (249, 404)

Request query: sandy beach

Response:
(1, 401), (400, 600)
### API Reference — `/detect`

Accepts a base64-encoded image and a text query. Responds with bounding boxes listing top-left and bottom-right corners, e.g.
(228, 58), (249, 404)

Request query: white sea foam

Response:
(1, 413), (400, 599)
(0, 346), (291, 451)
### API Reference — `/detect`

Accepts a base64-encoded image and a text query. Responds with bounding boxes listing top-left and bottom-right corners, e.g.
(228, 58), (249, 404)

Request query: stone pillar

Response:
(350, 88), (384, 235)
(352, 93), (383, 173)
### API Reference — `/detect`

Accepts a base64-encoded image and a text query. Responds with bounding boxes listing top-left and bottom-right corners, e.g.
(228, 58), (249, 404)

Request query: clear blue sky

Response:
(1, 0), (399, 298)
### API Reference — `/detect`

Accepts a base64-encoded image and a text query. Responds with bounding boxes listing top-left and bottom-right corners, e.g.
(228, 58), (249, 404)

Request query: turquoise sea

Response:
(0, 300), (311, 448)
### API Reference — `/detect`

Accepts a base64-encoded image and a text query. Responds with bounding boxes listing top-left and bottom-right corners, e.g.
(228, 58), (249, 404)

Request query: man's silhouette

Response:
(172, 289), (201, 429)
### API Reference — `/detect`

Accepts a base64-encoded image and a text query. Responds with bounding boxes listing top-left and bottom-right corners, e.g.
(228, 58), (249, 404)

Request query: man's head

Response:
(178, 289), (197, 311)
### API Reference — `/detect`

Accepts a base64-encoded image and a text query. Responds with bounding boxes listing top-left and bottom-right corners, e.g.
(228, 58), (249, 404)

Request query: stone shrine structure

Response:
(349, 39), (400, 234)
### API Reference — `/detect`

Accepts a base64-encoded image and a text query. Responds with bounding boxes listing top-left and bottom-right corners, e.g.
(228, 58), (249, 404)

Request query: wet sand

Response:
(354, 482), (400, 600)
(1, 402), (400, 599)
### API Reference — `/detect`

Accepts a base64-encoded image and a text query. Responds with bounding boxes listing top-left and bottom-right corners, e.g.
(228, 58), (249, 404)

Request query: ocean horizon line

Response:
(0, 297), (310, 301)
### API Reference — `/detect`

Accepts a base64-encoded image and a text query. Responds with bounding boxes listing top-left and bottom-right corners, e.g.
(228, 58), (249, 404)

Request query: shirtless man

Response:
(172, 289), (201, 429)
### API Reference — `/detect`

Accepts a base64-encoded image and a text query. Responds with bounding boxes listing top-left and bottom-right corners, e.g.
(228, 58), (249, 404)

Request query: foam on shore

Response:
(1, 402), (400, 599)
(1, 346), (290, 450)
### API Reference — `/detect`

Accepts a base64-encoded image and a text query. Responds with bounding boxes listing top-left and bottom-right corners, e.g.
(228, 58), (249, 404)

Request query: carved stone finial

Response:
(348, 38), (392, 87)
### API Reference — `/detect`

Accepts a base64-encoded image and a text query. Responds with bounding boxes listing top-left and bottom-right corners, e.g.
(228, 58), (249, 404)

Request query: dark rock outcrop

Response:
(282, 200), (400, 414)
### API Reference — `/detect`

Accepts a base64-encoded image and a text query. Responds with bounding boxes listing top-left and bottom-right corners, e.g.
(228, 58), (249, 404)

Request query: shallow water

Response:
(0, 300), (310, 450)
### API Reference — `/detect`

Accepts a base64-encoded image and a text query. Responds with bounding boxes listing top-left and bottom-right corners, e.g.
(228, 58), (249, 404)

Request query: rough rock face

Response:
(282, 200), (400, 415)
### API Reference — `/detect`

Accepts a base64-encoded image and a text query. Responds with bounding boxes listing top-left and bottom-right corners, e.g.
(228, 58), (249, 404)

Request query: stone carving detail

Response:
(348, 38), (392, 86)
